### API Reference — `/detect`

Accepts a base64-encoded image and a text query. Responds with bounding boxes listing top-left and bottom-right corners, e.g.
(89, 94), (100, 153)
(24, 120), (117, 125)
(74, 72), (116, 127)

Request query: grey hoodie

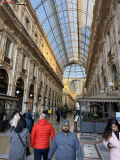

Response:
(8, 128), (30, 160)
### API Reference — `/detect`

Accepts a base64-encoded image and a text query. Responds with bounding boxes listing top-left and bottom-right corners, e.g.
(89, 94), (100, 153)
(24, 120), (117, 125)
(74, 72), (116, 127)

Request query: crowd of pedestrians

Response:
(8, 107), (120, 160)
(8, 109), (84, 160)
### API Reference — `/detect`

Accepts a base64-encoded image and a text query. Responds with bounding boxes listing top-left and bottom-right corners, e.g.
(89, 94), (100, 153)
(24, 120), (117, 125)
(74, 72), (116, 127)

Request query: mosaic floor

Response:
(0, 114), (110, 160)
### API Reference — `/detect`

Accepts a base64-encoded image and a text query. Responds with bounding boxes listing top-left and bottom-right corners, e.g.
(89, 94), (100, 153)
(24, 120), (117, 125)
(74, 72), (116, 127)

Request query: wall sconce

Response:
(16, 90), (20, 95)
(30, 94), (33, 97)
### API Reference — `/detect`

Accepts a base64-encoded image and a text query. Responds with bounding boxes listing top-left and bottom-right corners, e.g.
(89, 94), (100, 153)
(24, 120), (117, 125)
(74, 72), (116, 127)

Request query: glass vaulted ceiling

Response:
(69, 80), (84, 94)
(63, 64), (86, 79)
(30, 0), (95, 71)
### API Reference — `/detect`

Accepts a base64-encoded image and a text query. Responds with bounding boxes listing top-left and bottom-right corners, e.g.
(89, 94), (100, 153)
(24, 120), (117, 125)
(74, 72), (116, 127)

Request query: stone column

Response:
(22, 89), (28, 114)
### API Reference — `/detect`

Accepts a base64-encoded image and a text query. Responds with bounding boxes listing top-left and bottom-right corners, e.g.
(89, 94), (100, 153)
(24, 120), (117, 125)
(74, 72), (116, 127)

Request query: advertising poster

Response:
(116, 112), (120, 124)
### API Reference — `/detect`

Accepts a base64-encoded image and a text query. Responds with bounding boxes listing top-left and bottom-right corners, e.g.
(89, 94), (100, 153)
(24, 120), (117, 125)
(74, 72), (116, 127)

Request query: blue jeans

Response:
(26, 119), (32, 133)
(34, 148), (49, 160)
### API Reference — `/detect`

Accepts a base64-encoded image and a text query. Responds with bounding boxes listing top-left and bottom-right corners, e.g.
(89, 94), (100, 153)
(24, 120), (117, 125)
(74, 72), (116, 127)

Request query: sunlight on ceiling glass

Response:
(63, 64), (86, 79)
(30, 0), (95, 70)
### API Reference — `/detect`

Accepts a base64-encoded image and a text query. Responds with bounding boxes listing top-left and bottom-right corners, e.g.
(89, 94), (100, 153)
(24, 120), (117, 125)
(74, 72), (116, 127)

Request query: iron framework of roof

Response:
(30, 0), (95, 91)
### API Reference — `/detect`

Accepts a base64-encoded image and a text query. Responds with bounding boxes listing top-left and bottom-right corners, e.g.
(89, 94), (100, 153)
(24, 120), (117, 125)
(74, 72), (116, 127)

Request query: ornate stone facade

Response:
(86, 0), (120, 96)
(0, 1), (63, 113)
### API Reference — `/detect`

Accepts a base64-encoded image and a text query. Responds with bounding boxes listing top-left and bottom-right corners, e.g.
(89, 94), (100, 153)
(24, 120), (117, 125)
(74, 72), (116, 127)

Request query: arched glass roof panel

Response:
(63, 64), (86, 80)
(30, 0), (95, 70)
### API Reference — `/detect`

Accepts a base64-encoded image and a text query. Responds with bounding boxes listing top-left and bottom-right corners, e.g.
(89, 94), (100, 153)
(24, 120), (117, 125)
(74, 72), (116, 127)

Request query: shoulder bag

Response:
(18, 132), (31, 156)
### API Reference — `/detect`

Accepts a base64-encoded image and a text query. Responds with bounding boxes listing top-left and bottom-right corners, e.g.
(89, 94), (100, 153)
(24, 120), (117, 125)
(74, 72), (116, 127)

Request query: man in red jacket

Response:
(30, 112), (55, 160)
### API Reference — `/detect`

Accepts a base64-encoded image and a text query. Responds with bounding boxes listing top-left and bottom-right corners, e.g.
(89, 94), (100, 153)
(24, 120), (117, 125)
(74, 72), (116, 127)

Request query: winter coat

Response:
(57, 113), (60, 122)
(8, 128), (30, 160)
(63, 112), (67, 119)
(25, 112), (32, 133)
(103, 131), (120, 160)
(48, 131), (83, 160)
(30, 119), (55, 149)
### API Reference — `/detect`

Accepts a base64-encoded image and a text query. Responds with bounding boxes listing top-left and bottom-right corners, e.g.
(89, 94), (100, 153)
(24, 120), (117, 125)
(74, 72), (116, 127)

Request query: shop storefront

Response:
(78, 90), (120, 119)
(0, 94), (19, 132)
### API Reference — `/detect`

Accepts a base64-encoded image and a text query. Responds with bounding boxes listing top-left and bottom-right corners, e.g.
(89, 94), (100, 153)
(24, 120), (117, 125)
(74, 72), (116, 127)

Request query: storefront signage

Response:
(106, 93), (118, 97)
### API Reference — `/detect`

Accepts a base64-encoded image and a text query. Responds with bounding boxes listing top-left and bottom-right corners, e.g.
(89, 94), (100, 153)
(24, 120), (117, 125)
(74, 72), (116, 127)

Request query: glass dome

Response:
(63, 64), (86, 79)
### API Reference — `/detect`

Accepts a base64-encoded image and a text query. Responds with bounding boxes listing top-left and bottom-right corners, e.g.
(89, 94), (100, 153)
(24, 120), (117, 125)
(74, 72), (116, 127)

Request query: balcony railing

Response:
(4, 56), (10, 64)
(19, 66), (27, 76)
(0, 53), (13, 68)
(22, 68), (26, 74)
(33, 76), (36, 80)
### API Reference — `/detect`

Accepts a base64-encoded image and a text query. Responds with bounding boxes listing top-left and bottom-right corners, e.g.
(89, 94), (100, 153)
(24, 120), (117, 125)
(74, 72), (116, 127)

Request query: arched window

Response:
(26, 18), (29, 28)
(107, 31), (111, 51)
(112, 65), (117, 81)
(0, 69), (9, 94)
(16, 78), (24, 90)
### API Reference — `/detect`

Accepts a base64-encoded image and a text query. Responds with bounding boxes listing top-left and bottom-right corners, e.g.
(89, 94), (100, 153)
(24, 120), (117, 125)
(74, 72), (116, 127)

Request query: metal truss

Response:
(31, 0), (95, 84)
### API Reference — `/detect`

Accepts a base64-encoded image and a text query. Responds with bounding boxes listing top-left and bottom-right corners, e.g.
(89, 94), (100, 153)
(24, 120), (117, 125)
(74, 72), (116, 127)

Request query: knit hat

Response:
(61, 119), (70, 128)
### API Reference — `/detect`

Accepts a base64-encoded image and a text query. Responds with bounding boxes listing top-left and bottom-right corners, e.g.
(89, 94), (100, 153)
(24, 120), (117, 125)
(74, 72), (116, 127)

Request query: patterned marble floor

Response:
(0, 113), (110, 160)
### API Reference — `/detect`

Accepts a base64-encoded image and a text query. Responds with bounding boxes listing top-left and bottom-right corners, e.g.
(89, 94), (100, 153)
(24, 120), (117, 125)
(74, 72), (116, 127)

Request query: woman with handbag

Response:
(102, 117), (120, 160)
(8, 117), (30, 160)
